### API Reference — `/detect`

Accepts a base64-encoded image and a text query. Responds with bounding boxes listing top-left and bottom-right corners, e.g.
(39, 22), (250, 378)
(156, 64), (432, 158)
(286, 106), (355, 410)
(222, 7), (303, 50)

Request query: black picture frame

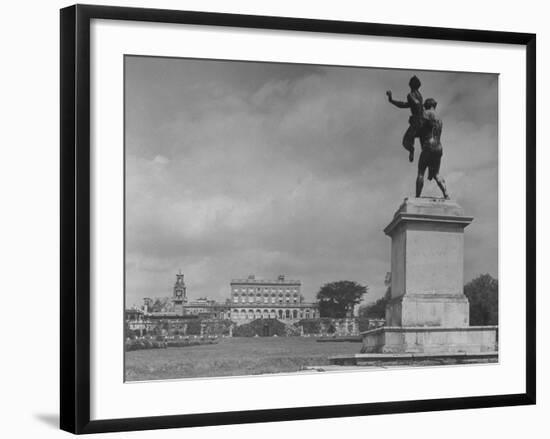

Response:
(60, 4), (536, 434)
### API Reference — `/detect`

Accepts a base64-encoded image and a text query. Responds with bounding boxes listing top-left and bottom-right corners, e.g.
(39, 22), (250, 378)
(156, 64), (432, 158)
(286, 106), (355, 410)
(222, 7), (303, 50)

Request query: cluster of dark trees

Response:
(148, 297), (173, 313)
(357, 273), (498, 325)
(316, 280), (368, 318)
(463, 274), (498, 325)
(359, 287), (391, 319)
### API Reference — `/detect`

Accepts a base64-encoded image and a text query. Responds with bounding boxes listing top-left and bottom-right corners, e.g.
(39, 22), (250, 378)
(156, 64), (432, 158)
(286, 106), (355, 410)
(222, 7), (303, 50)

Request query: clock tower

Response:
(173, 271), (187, 315)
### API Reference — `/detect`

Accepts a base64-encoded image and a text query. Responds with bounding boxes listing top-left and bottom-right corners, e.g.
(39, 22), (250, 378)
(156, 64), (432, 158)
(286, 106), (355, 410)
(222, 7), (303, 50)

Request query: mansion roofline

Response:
(230, 274), (300, 285)
(225, 302), (317, 308)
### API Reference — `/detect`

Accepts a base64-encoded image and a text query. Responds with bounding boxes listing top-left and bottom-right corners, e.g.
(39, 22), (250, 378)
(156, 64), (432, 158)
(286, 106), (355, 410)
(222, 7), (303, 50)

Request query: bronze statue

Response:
(417, 98), (448, 199)
(386, 75), (423, 162)
(386, 76), (449, 199)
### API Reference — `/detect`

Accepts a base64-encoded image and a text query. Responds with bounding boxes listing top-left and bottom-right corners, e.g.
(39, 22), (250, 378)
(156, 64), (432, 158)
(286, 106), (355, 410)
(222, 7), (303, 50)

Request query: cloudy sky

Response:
(125, 55), (498, 308)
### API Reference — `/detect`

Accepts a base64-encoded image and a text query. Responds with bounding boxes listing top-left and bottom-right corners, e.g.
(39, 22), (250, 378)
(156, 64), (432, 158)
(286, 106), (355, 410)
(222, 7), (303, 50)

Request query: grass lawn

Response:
(125, 336), (360, 381)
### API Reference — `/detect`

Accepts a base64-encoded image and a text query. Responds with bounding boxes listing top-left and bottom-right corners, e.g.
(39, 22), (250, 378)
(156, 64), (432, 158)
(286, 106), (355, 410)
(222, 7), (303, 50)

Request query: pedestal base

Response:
(361, 325), (498, 354)
(327, 351), (498, 367)
(386, 294), (470, 327)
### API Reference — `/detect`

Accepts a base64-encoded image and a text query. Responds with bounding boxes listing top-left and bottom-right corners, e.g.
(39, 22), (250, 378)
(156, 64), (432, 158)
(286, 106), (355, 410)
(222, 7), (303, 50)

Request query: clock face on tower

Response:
(176, 290), (183, 298)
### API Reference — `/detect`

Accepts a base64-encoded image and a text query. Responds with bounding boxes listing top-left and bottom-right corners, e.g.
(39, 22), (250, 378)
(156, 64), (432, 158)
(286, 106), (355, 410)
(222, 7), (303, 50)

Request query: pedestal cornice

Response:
(384, 197), (473, 236)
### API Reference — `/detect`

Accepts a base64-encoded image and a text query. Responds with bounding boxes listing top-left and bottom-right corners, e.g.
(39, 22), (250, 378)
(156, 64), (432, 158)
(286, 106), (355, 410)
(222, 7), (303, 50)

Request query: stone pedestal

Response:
(361, 197), (497, 354)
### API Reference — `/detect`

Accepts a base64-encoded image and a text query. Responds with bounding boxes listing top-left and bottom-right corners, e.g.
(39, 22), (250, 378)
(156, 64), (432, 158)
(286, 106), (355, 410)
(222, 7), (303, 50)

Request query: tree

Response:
(150, 297), (173, 313)
(316, 281), (368, 318)
(359, 286), (391, 319)
(464, 274), (498, 325)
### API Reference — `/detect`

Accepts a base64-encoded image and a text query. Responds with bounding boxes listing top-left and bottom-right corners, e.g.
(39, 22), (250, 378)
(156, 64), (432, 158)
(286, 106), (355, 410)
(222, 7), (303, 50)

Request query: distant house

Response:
(125, 308), (146, 336)
(227, 274), (319, 323)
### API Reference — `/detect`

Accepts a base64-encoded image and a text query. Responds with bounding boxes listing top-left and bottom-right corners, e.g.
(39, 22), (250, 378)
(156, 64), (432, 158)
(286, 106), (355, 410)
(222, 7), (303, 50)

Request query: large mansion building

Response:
(227, 274), (319, 321)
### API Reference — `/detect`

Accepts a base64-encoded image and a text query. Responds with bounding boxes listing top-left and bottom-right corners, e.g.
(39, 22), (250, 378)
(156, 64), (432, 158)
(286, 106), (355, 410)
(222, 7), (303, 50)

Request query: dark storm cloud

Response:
(125, 56), (498, 306)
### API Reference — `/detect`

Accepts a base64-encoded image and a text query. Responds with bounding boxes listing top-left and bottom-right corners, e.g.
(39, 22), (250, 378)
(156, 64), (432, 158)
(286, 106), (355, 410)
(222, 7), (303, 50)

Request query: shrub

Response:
(233, 319), (288, 337)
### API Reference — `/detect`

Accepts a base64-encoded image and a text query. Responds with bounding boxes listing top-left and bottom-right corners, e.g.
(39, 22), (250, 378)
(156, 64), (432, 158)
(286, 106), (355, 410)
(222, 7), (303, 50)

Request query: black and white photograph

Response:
(0, 0), (541, 436)
(124, 56), (499, 381)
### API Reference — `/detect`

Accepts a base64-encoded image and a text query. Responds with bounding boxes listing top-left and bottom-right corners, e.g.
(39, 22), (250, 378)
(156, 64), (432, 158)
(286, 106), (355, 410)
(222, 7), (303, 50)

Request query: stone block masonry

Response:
(360, 197), (497, 355)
